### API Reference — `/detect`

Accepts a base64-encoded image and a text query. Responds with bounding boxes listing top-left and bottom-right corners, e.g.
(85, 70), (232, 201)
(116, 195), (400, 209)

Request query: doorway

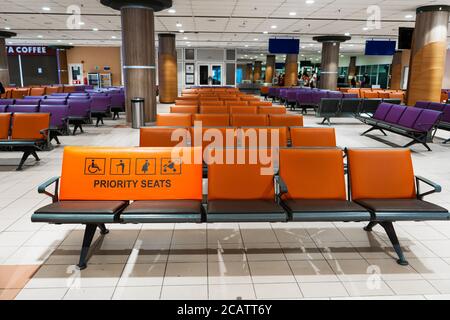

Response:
(197, 63), (223, 86)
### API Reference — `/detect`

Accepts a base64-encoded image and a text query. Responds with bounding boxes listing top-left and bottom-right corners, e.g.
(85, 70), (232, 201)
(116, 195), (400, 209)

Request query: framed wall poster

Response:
(185, 63), (194, 74)
(185, 74), (194, 85)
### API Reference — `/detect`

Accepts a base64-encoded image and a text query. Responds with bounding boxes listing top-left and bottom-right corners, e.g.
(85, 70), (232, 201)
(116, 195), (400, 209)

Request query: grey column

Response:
(0, 31), (16, 87)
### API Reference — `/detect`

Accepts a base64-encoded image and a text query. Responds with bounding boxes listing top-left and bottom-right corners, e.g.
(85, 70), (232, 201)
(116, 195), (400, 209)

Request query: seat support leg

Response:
(379, 221), (409, 266)
(97, 223), (109, 235)
(379, 128), (387, 136)
(17, 150), (32, 171)
(443, 137), (450, 144)
(31, 151), (40, 161)
(361, 126), (377, 136)
(77, 224), (97, 270)
(363, 221), (378, 231)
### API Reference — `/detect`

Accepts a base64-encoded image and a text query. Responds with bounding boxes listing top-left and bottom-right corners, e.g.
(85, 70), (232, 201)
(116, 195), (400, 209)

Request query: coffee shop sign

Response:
(6, 46), (56, 56)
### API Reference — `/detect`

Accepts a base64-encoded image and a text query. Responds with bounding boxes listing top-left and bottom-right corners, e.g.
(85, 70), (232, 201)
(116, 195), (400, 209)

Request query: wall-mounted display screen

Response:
(269, 39), (300, 54)
(365, 40), (396, 56)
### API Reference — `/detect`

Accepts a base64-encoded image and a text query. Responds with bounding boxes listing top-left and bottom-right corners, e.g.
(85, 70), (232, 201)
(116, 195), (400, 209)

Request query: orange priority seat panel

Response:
(229, 106), (257, 114)
(290, 127), (336, 147)
(193, 114), (230, 126)
(0, 113), (12, 139)
(11, 113), (50, 140)
(200, 105), (228, 114)
(248, 100), (273, 107)
(156, 113), (192, 126)
(241, 127), (288, 148)
(258, 106), (286, 114)
(279, 148), (347, 200)
(170, 106), (199, 114)
(268, 114), (303, 127)
(348, 148), (416, 200)
(207, 149), (276, 200)
(225, 101), (248, 106)
(139, 127), (189, 147)
(58, 146), (203, 201)
(231, 114), (268, 127)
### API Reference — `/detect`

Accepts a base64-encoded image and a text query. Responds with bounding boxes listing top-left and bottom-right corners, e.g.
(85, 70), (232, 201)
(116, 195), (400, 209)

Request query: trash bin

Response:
(131, 97), (145, 129)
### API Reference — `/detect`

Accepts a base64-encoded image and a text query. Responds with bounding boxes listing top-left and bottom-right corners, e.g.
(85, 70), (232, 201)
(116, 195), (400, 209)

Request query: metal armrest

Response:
(274, 175), (288, 201)
(38, 176), (60, 202)
(416, 175), (441, 200)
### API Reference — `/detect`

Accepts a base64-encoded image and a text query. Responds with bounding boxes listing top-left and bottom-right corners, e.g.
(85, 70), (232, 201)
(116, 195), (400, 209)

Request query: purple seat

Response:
(24, 96), (45, 99)
(90, 96), (111, 126)
(279, 89), (288, 101)
(110, 93), (125, 120)
(8, 105), (39, 113)
(373, 103), (393, 121)
(412, 109), (442, 132)
(296, 91), (312, 105)
(0, 99), (14, 105)
(414, 101), (430, 109)
(15, 99), (41, 106)
(68, 95), (90, 99)
(311, 91), (329, 106)
(67, 99), (91, 135)
(40, 105), (69, 130)
(343, 93), (358, 99)
(384, 105), (407, 124)
(428, 102), (445, 112)
(50, 93), (69, 97)
(327, 91), (344, 99)
(397, 107), (423, 128)
(0, 105), (7, 112)
(42, 99), (67, 105)
(442, 105), (450, 123)
(268, 87), (277, 98)
(46, 95), (68, 99)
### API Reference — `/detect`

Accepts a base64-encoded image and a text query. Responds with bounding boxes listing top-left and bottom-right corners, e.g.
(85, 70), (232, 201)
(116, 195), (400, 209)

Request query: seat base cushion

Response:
(32, 200), (128, 223)
(283, 199), (371, 222)
(121, 200), (202, 223)
(355, 199), (449, 221)
(207, 200), (286, 222)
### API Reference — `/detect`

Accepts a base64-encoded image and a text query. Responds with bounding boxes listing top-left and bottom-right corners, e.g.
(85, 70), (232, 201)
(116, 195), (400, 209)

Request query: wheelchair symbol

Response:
(84, 158), (105, 175)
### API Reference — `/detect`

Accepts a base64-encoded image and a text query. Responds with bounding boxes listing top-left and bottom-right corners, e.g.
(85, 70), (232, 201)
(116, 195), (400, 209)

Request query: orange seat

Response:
(389, 92), (405, 102)
(200, 100), (223, 106)
(240, 96), (260, 101)
(229, 106), (257, 114)
(279, 148), (347, 200)
(0, 113), (11, 139)
(63, 85), (76, 93)
(139, 127), (189, 147)
(268, 114), (304, 127)
(225, 101), (248, 106)
(176, 96), (199, 101)
(200, 105), (228, 114)
(156, 114), (192, 126)
(182, 89), (198, 95)
(190, 127), (237, 151)
(378, 92), (390, 99)
(193, 114), (230, 126)
(241, 127), (288, 148)
(170, 106), (199, 114)
(258, 106), (286, 115)
(248, 100), (273, 107)
(11, 113), (50, 140)
(181, 94), (199, 99)
(290, 127), (336, 147)
(30, 87), (45, 96)
(260, 87), (270, 95)
(175, 99), (198, 106)
(231, 114), (268, 127)
(44, 86), (59, 95)
(363, 91), (379, 99)
(348, 149), (416, 200)
(11, 88), (30, 99)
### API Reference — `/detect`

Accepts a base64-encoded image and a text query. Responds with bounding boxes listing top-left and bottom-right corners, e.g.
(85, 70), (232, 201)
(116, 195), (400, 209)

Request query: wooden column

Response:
(253, 61), (262, 82)
(348, 56), (357, 84)
(284, 54), (298, 87)
(265, 54), (275, 84)
(0, 31), (16, 86)
(390, 50), (410, 90)
(158, 33), (177, 103)
(407, 5), (450, 105)
(245, 63), (253, 81)
(51, 45), (72, 85)
(314, 35), (351, 90)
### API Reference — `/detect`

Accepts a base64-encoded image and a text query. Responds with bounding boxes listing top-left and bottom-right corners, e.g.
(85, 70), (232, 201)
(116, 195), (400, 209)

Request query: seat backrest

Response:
(207, 149), (275, 200)
(226, 101), (247, 106)
(175, 99), (198, 106)
(0, 105), (7, 112)
(340, 99), (361, 113)
(389, 92), (404, 102)
(0, 113), (11, 139)
(11, 89), (30, 99)
(361, 99), (382, 114)
(412, 109), (442, 132)
(8, 105), (39, 113)
(68, 99), (91, 117)
(200, 100), (222, 106)
(268, 114), (303, 127)
(44, 87), (59, 95)
(63, 85), (76, 93)
(41, 98), (65, 105)
(290, 127), (336, 147)
(170, 106), (199, 114)
(0, 99), (14, 105)
(190, 127), (237, 151)
(372, 103), (393, 121)
(30, 87), (46, 96)
(363, 91), (379, 99)
(248, 100), (272, 107)
(240, 127), (288, 148)
(229, 106), (257, 114)
(156, 113), (192, 126)
(428, 102), (445, 112)
(378, 92), (390, 98)
(200, 105), (229, 114)
(384, 104), (407, 124)
(414, 101), (430, 109)
(280, 148), (346, 200)
(193, 114), (230, 126)
(397, 107), (423, 128)
(90, 96), (111, 112)
(15, 99), (40, 106)
(11, 113), (50, 140)
(327, 91), (344, 99)
(140, 127), (189, 147)
(348, 148), (416, 200)
(258, 106), (286, 115)
(39, 105), (69, 128)
(59, 147), (202, 201)
(231, 114), (268, 127)
(318, 99), (340, 114)
(296, 91), (312, 103)
(442, 105), (450, 123)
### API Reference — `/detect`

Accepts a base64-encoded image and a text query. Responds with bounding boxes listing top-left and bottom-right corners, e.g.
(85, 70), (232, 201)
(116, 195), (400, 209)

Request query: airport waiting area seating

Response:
(413, 101), (450, 144)
(357, 102), (444, 151)
(31, 146), (448, 269)
(0, 113), (50, 170)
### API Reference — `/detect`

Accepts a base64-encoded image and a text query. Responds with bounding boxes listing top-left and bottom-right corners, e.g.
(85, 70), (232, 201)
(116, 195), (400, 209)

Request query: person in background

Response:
(0, 81), (5, 95)
(310, 72), (317, 88)
(363, 73), (370, 88)
(350, 77), (357, 88)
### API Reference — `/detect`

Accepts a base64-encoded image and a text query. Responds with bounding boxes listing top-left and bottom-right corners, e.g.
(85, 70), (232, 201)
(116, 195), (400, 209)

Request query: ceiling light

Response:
(168, 9), (176, 13)
(57, 40), (62, 42)
(183, 36), (188, 40)
(405, 14), (414, 19)
(260, 53), (263, 56)
(271, 25), (277, 29)
(362, 27), (369, 31)
(186, 41), (190, 44)
(187, 44), (191, 47)
(344, 32), (350, 36)
(253, 38), (259, 41)
(92, 28), (98, 31)
(79, 22), (85, 25)
(37, 35), (43, 38)
(69, 42), (73, 45)
(263, 31), (268, 34)
(111, 36), (117, 39)
(289, 12), (297, 16)
(179, 30), (184, 33)
(42, 6), (51, 11)
(245, 45), (249, 47)
(4, 27), (11, 30)
(305, 0), (315, 4)
(176, 23), (182, 27)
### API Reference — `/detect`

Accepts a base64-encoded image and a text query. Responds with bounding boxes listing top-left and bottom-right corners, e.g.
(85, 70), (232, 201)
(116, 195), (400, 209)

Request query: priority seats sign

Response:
(59, 146), (202, 201)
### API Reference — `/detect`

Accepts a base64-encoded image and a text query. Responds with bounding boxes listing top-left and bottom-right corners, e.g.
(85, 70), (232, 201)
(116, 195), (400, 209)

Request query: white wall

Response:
(339, 55), (393, 67)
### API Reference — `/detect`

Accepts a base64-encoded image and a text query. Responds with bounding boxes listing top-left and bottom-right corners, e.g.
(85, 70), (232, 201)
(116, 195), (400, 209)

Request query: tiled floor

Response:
(0, 100), (449, 300)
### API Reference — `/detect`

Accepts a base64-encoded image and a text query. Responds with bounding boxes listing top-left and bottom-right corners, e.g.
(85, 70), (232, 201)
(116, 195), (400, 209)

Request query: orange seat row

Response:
(170, 105), (285, 115)
(0, 85), (78, 99)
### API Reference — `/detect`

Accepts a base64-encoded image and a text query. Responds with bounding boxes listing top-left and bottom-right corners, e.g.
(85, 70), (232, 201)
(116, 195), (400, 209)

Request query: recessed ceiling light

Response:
(187, 44), (191, 47)
(263, 31), (268, 34)
(260, 53), (263, 56)
(245, 45), (249, 47)
(4, 27), (11, 30)
(362, 27), (369, 31)
(305, 0), (315, 4)
(168, 9), (176, 13)
(69, 42), (73, 45)
(344, 32), (350, 36)
(79, 22), (85, 25)
(289, 12), (297, 16)
(253, 38), (259, 41)
(183, 36), (188, 40)
(186, 41), (190, 44)
(405, 14), (414, 19)
(271, 25), (277, 29)
(179, 30), (184, 33)
(42, 6), (50, 11)
(57, 40), (62, 42)
(349, 44), (354, 47)
(176, 23), (182, 27)
(111, 36), (117, 39)
(37, 35), (43, 38)
(92, 28), (98, 31)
